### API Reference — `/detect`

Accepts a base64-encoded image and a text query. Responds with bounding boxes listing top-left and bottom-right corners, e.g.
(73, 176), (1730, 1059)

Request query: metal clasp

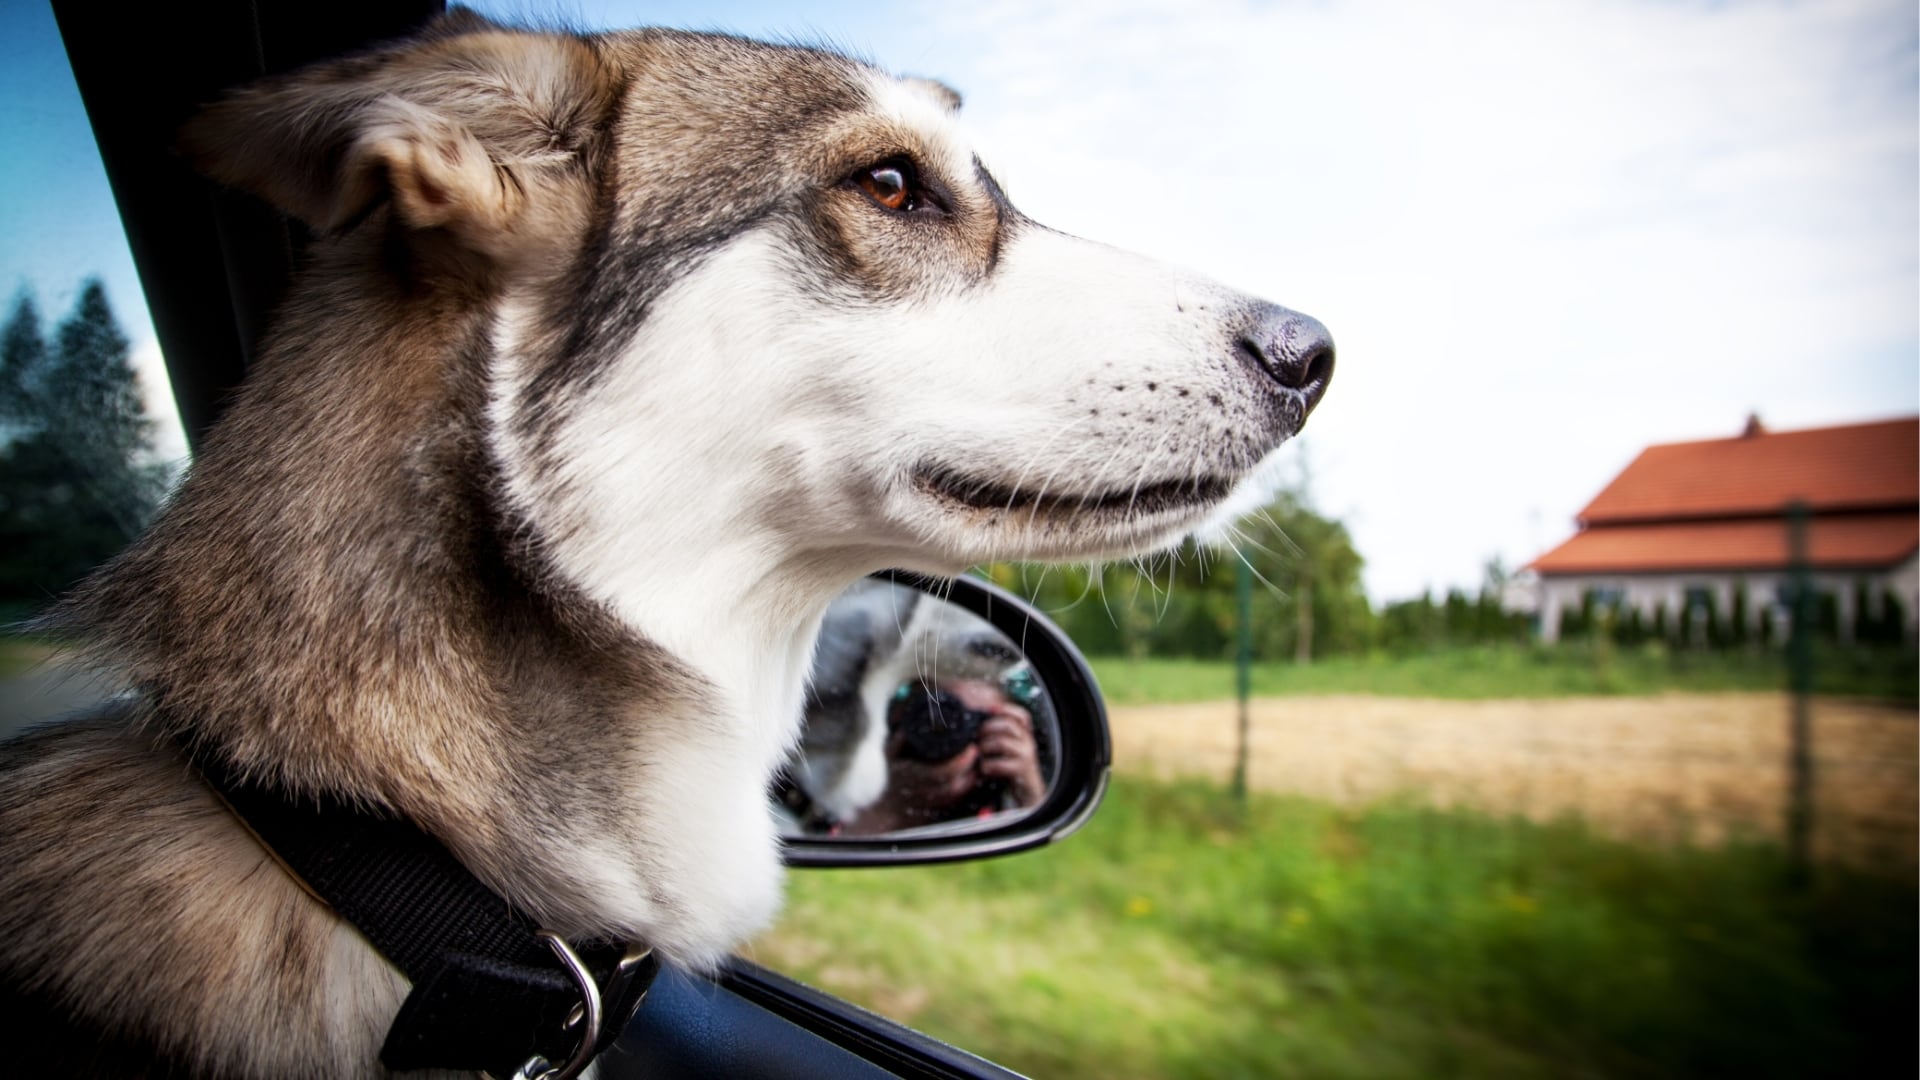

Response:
(504, 931), (603, 1080)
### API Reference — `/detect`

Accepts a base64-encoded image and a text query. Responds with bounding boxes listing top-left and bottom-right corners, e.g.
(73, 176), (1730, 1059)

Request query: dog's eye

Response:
(855, 162), (915, 212)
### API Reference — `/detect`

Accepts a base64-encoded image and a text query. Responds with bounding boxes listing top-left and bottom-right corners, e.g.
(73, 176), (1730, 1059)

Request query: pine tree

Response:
(0, 293), (56, 603)
(0, 280), (166, 606)
(0, 292), (44, 432)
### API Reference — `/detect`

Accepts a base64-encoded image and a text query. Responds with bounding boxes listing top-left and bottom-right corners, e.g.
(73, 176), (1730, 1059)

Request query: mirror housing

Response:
(781, 572), (1111, 868)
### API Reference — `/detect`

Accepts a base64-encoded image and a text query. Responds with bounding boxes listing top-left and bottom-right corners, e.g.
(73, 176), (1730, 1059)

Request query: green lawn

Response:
(1088, 643), (1918, 705)
(758, 778), (1915, 1080)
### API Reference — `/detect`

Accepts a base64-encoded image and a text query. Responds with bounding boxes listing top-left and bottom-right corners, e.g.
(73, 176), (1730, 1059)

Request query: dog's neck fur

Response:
(45, 221), (815, 967)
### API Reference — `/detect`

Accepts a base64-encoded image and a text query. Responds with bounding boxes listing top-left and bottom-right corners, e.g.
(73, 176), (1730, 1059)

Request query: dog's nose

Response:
(1237, 304), (1335, 418)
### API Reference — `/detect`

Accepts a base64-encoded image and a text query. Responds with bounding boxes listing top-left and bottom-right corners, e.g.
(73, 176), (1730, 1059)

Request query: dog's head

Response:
(183, 14), (1331, 626)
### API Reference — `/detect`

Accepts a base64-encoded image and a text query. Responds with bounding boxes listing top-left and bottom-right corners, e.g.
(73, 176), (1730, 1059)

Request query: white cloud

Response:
(95, 0), (1918, 601)
(131, 336), (189, 469)
(898, 0), (1918, 599)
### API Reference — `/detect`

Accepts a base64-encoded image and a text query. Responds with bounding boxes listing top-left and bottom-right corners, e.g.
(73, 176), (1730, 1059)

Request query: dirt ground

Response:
(1108, 693), (1917, 871)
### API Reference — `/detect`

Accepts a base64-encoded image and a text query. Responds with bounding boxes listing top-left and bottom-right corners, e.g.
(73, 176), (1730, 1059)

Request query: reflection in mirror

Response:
(775, 579), (1060, 840)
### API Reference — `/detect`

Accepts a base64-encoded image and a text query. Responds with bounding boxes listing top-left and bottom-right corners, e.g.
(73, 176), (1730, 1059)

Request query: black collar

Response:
(178, 736), (659, 1079)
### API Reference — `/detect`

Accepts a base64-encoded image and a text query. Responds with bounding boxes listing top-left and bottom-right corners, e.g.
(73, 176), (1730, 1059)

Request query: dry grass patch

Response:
(1107, 693), (1917, 871)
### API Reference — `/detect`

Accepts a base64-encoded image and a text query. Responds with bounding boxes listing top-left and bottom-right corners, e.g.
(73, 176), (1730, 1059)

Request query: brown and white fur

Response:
(0, 12), (1332, 1077)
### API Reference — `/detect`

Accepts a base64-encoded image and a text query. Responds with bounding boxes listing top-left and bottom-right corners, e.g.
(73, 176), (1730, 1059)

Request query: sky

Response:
(1, 0), (1914, 601)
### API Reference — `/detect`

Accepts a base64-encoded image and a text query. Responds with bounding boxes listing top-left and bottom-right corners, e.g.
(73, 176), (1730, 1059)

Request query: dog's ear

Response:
(181, 15), (615, 258)
(901, 77), (963, 114)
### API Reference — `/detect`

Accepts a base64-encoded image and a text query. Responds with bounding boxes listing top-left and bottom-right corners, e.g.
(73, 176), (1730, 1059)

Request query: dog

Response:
(0, 12), (1332, 1077)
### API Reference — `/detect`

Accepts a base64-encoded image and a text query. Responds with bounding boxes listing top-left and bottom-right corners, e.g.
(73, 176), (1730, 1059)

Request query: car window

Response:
(0, 2), (186, 724)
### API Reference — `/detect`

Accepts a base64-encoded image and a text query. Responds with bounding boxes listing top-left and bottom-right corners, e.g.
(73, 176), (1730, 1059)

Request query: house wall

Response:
(1537, 562), (1917, 644)
(1891, 553), (1919, 642)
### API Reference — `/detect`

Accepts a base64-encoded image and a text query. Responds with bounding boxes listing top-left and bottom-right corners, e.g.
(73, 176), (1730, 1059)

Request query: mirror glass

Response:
(775, 579), (1062, 840)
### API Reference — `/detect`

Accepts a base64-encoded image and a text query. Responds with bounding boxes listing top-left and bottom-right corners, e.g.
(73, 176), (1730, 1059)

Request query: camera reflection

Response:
(777, 580), (1058, 838)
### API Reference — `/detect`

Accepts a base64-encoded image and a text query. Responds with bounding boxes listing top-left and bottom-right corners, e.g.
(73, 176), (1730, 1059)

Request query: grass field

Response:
(0, 635), (54, 679)
(1104, 694), (1918, 870)
(755, 777), (1916, 1079)
(1087, 642), (1918, 705)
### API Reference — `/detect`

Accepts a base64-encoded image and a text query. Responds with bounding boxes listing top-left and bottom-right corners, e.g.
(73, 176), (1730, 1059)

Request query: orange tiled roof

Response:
(1578, 417), (1918, 525)
(1531, 512), (1919, 575)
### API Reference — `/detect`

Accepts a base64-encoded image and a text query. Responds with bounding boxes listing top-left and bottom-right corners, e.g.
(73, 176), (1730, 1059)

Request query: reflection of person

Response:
(777, 579), (1058, 836)
(840, 677), (1046, 836)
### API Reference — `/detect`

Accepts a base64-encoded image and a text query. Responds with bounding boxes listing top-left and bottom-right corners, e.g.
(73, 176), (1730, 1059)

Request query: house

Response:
(1530, 415), (1919, 644)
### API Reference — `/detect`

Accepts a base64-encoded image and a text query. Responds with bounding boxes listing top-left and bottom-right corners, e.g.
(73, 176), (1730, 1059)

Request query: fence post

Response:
(1785, 500), (1814, 884)
(1232, 558), (1252, 804)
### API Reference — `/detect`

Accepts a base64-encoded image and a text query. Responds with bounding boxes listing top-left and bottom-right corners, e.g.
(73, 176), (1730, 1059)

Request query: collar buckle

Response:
(494, 935), (658, 1080)
(498, 931), (602, 1080)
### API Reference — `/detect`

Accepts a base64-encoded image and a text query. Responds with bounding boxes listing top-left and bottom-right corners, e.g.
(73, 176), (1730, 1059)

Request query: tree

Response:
(0, 292), (45, 433)
(1228, 486), (1372, 663)
(0, 280), (167, 607)
(993, 455), (1374, 664)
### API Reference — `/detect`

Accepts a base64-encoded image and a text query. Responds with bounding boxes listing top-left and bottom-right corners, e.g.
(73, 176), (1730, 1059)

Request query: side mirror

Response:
(777, 572), (1111, 867)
